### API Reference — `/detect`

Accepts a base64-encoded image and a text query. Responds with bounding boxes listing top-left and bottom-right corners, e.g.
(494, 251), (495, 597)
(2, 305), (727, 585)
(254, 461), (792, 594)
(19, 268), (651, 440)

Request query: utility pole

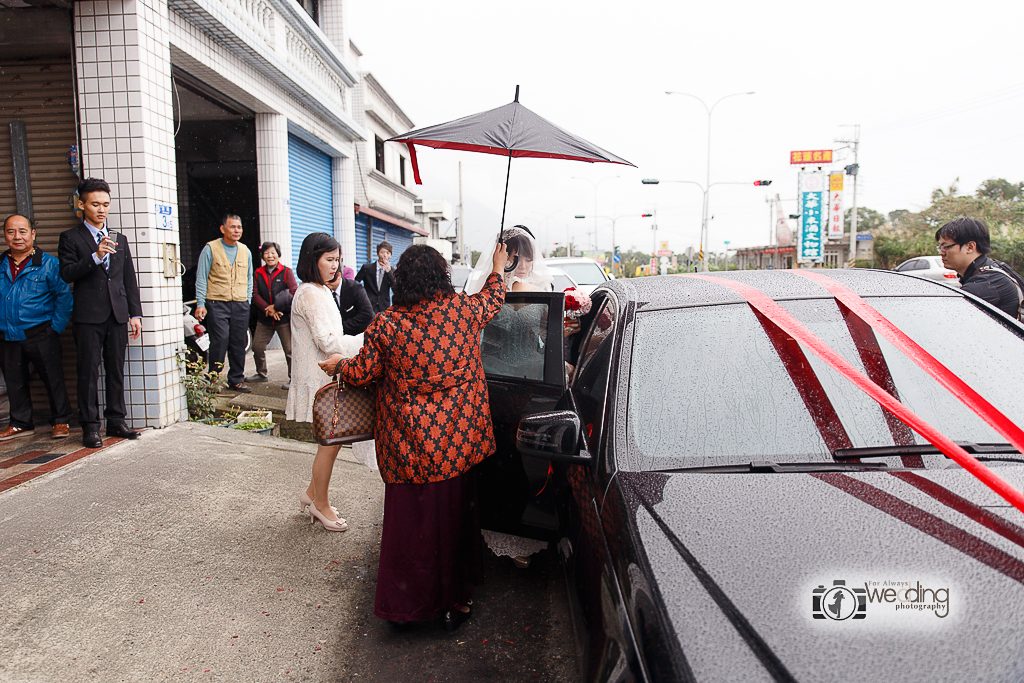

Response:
(837, 125), (860, 267)
(457, 162), (465, 264)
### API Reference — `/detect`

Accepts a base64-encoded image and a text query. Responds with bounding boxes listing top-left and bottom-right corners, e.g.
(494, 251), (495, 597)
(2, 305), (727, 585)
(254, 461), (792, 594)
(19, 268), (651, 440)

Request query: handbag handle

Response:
(333, 359), (345, 388)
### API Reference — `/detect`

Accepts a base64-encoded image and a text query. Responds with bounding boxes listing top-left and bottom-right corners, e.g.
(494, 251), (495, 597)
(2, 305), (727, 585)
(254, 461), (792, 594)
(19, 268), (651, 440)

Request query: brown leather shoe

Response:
(51, 424), (70, 439)
(0, 425), (34, 441)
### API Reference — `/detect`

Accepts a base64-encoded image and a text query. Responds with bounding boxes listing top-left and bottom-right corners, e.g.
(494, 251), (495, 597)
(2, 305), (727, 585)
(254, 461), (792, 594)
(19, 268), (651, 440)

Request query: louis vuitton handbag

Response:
(311, 360), (376, 446)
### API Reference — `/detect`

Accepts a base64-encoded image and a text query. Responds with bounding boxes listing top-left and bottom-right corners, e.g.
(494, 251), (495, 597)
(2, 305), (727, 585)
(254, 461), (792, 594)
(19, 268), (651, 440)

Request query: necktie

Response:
(96, 228), (110, 271)
(335, 287), (342, 310)
(377, 265), (383, 289)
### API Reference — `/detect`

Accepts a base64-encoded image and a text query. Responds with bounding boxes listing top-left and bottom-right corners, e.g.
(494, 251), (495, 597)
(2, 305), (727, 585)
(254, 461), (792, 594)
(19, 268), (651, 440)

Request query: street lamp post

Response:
(641, 178), (755, 267)
(572, 175), (620, 254)
(665, 91), (754, 271)
(723, 240), (731, 271)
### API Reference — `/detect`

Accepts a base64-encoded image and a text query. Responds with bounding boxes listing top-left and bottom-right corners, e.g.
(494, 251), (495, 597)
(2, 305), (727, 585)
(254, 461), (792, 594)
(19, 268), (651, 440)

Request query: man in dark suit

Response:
(355, 240), (395, 314)
(59, 177), (143, 448)
(327, 271), (373, 335)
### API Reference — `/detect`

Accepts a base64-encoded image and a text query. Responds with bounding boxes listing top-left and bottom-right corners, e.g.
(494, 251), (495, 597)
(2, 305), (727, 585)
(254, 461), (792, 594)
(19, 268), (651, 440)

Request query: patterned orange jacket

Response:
(339, 271), (505, 484)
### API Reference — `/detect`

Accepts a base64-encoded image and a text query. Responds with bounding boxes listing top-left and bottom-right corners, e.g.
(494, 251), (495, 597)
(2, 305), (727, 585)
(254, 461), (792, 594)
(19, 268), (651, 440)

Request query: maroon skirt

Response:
(375, 470), (484, 622)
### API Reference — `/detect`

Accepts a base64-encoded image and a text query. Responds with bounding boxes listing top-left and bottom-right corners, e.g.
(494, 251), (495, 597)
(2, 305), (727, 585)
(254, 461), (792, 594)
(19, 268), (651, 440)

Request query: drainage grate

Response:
(24, 454), (62, 464)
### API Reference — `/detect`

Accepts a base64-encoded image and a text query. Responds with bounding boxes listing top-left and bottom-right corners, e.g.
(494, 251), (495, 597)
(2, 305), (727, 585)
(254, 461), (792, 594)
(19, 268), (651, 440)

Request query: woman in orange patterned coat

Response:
(320, 242), (508, 631)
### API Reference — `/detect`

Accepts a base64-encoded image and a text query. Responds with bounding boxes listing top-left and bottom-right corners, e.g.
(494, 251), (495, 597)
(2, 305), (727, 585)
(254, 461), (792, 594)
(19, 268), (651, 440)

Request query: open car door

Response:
(477, 291), (566, 541)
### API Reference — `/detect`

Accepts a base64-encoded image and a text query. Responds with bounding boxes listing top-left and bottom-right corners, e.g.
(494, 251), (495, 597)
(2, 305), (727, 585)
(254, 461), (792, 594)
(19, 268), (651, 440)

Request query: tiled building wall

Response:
(74, 0), (187, 428)
(255, 113), (292, 266)
(332, 155), (356, 270)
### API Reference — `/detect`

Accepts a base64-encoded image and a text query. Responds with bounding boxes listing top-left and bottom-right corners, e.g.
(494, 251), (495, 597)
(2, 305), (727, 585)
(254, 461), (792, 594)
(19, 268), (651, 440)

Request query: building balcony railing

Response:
(169, 0), (364, 141)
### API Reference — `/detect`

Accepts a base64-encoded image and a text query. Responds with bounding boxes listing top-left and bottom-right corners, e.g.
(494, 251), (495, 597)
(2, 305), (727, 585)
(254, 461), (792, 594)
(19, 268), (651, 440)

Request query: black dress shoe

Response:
(442, 604), (472, 632)
(228, 383), (252, 393)
(83, 431), (103, 448)
(106, 423), (140, 439)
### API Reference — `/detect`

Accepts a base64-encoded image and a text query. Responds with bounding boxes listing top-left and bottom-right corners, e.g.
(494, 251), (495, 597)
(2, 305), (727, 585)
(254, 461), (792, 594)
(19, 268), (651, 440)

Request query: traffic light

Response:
(641, 213), (653, 217)
(753, 180), (773, 186)
(845, 164), (859, 176)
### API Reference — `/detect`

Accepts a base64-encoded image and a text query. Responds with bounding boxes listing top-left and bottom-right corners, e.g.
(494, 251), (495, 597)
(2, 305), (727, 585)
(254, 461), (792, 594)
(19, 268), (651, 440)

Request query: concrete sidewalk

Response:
(0, 422), (385, 682)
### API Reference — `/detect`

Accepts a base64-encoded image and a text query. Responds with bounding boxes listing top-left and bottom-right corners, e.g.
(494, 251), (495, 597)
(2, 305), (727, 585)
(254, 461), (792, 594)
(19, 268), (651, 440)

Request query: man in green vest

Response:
(194, 213), (253, 393)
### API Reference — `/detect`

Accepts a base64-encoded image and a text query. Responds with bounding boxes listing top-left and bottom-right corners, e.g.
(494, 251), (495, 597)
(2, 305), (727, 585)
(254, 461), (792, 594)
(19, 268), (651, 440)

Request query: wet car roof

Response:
(597, 269), (960, 310)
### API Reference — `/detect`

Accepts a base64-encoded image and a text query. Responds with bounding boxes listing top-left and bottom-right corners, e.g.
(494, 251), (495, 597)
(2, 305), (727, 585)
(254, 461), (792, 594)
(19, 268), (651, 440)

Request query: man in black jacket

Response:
(355, 240), (394, 314)
(937, 217), (1022, 319)
(59, 178), (143, 447)
(327, 273), (374, 335)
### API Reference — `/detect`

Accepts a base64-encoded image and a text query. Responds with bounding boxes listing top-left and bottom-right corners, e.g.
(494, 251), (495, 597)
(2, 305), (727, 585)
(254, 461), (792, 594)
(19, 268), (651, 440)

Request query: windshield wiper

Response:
(833, 442), (1024, 462)
(652, 461), (891, 474)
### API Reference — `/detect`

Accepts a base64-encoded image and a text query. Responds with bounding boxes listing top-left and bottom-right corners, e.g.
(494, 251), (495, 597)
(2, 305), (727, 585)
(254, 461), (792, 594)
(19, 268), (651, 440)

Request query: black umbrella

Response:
(389, 86), (634, 259)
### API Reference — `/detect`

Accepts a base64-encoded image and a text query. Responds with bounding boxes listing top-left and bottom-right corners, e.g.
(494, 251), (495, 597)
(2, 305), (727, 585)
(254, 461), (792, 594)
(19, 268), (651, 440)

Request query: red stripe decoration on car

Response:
(689, 274), (1024, 515)
(792, 270), (1024, 455)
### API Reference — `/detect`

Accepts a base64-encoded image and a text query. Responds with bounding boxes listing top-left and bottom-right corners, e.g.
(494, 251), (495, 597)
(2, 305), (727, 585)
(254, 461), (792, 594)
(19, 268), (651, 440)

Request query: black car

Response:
(476, 269), (1024, 682)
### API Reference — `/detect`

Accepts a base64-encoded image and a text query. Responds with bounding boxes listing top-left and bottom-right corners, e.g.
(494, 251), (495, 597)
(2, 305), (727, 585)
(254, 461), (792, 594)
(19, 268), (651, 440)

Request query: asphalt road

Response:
(0, 422), (578, 682)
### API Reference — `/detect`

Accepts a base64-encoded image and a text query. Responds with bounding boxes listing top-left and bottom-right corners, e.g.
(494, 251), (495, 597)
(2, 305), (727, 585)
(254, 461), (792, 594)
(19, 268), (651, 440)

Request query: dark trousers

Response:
(252, 320), (292, 378)
(206, 300), (249, 385)
(0, 323), (73, 428)
(73, 314), (128, 432)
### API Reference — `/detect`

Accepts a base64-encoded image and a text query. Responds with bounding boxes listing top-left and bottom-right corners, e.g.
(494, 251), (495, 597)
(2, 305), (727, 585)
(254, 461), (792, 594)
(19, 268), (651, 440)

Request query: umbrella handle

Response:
(504, 254), (519, 273)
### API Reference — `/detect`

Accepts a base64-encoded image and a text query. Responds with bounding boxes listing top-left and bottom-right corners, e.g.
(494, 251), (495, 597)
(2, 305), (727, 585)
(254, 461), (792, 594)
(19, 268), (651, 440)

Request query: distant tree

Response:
(470, 250), (481, 267)
(844, 207), (886, 232)
(976, 178), (1023, 202)
(549, 246), (568, 258)
(888, 209), (911, 227)
(930, 177), (960, 203)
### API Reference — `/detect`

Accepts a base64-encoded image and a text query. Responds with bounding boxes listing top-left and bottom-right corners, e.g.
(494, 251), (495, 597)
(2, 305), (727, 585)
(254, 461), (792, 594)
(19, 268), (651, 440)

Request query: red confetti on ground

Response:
(139, 600), (145, 603)
(482, 639), (488, 643)
(315, 647), (321, 651)
(525, 626), (531, 631)
(506, 640), (515, 644)
(231, 635), (238, 638)
(205, 670), (210, 673)
(277, 588), (285, 591)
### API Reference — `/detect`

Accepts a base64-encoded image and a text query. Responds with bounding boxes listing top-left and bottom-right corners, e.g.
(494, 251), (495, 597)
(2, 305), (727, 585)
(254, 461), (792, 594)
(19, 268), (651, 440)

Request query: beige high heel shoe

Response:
(309, 502), (348, 532)
(299, 491), (338, 515)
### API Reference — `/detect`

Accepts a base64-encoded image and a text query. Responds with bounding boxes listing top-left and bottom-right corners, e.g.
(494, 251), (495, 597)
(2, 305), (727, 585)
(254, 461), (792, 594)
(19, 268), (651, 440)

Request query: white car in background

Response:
(893, 255), (961, 288)
(543, 257), (609, 295)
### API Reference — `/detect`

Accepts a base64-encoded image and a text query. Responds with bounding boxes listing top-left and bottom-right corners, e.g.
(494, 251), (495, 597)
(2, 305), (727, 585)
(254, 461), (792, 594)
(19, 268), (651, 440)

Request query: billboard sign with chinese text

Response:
(827, 173), (845, 239)
(790, 150), (833, 165)
(798, 172), (825, 262)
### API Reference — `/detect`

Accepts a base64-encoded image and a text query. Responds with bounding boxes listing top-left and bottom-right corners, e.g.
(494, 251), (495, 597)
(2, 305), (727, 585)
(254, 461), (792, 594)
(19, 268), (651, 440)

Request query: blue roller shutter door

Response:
(355, 213), (370, 265)
(371, 223), (387, 258)
(288, 134), (333, 271)
(388, 227), (414, 264)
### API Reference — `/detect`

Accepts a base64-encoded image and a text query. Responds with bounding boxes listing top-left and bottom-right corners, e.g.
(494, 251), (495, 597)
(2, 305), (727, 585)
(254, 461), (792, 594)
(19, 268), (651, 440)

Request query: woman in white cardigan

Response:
(286, 232), (363, 532)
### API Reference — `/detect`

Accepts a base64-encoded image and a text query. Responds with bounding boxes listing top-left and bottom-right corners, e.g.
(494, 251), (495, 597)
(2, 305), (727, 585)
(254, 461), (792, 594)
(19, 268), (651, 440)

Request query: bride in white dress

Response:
(466, 225), (553, 567)
(286, 233), (364, 532)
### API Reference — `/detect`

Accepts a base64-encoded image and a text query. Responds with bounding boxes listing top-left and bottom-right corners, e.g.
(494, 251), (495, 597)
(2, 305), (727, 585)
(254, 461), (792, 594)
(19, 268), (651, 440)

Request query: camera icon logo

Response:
(812, 580), (867, 620)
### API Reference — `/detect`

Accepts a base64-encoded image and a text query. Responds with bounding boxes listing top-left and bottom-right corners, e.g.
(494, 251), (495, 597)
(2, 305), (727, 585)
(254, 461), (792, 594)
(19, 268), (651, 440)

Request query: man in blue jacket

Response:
(0, 214), (74, 440)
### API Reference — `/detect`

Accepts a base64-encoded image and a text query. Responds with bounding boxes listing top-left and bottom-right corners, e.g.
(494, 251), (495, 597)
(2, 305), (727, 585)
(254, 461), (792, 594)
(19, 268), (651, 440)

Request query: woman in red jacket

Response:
(321, 242), (508, 631)
(250, 242), (297, 387)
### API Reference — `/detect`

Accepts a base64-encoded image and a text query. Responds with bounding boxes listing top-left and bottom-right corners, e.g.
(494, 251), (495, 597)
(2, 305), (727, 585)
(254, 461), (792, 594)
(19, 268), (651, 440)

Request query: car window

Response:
(552, 274), (575, 292)
(572, 299), (617, 452)
(625, 296), (1024, 469)
(481, 302), (549, 381)
(450, 267), (470, 289)
(558, 263), (607, 286)
(896, 259), (921, 272)
(914, 259), (931, 270)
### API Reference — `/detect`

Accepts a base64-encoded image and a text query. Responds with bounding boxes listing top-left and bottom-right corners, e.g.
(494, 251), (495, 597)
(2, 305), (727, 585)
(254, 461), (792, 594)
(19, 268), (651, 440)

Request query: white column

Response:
(256, 113), (293, 266)
(332, 155), (356, 273)
(75, 0), (185, 428)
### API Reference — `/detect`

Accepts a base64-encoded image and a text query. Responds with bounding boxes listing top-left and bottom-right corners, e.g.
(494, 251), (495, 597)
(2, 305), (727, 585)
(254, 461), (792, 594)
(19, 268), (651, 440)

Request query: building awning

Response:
(355, 205), (426, 235)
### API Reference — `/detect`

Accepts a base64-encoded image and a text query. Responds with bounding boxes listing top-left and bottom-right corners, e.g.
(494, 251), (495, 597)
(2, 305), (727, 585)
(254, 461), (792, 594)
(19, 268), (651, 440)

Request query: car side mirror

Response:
(517, 410), (594, 465)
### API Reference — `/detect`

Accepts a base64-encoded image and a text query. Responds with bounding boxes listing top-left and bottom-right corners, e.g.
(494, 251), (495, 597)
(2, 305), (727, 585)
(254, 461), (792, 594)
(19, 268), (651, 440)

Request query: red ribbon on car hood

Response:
(690, 274), (1024, 515)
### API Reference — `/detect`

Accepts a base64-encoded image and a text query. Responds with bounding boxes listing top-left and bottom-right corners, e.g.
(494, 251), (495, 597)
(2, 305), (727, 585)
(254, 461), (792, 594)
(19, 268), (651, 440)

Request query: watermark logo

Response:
(811, 578), (950, 621)
(812, 580), (867, 620)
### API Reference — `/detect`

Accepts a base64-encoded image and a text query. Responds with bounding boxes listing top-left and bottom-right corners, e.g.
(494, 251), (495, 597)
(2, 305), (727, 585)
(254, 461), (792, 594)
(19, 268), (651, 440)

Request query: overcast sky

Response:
(348, 0), (1024, 257)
